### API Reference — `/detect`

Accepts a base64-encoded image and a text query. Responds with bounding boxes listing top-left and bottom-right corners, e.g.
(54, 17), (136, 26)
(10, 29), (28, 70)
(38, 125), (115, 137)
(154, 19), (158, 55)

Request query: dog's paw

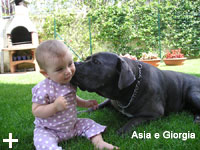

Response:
(194, 115), (200, 124)
(116, 129), (123, 135)
(116, 128), (127, 137)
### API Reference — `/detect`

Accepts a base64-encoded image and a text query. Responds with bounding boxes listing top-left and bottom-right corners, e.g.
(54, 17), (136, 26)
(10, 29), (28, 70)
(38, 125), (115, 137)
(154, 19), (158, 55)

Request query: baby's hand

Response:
(86, 100), (98, 110)
(54, 96), (68, 112)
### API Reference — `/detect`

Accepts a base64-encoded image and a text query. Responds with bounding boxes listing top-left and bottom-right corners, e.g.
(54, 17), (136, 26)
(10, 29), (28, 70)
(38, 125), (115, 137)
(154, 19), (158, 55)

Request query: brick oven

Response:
(1, 0), (39, 73)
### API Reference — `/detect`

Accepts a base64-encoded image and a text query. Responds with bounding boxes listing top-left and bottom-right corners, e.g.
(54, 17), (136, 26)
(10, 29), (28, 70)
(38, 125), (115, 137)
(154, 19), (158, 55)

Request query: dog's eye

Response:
(85, 56), (91, 61)
(93, 59), (101, 65)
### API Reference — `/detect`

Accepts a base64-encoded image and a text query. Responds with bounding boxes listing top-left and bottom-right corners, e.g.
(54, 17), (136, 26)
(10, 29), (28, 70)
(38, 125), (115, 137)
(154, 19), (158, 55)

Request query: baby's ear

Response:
(40, 69), (49, 78)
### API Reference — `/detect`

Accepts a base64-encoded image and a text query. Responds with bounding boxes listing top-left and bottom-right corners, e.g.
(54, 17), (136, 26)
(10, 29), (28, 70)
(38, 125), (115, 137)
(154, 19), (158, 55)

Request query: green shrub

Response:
(88, 0), (200, 58)
(32, 0), (200, 60)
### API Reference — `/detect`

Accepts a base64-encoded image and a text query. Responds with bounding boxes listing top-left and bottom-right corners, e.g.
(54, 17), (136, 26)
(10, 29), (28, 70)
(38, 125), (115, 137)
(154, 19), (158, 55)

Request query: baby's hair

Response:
(36, 40), (69, 70)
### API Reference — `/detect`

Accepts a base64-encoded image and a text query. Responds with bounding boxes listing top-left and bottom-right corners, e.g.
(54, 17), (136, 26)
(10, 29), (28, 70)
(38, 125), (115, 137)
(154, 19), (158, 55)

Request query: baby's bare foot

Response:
(94, 141), (119, 150)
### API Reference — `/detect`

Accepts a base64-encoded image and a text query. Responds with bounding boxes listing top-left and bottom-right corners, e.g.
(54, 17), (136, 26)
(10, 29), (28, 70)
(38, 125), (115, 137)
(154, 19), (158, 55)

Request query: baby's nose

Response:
(65, 67), (72, 75)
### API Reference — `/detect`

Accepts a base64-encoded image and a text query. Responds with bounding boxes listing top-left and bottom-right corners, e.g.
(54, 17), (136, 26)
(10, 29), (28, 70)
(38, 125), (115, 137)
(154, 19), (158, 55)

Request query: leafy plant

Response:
(140, 52), (160, 60)
(30, 0), (200, 60)
(87, 0), (200, 58)
(165, 49), (185, 59)
(120, 54), (137, 60)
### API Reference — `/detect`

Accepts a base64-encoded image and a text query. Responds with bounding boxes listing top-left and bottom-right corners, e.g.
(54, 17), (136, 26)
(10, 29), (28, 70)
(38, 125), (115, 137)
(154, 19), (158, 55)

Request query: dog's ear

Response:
(117, 57), (136, 90)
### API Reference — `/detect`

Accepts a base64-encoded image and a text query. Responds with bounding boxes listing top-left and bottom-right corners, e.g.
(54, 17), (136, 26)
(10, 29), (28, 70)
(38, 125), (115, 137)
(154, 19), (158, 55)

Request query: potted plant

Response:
(140, 52), (161, 67)
(163, 48), (186, 66)
(120, 54), (137, 60)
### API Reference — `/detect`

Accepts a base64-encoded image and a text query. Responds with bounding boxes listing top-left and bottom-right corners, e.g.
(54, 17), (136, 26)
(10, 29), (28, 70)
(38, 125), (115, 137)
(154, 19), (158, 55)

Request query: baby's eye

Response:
(68, 61), (74, 67)
(56, 68), (64, 72)
(85, 56), (91, 61)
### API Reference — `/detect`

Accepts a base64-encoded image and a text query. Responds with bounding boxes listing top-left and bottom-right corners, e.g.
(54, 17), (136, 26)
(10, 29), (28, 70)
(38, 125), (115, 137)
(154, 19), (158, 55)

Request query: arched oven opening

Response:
(11, 26), (32, 45)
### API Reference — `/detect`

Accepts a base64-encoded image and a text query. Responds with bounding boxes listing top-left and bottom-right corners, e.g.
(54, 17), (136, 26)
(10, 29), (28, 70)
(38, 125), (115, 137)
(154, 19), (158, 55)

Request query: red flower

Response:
(165, 49), (184, 59)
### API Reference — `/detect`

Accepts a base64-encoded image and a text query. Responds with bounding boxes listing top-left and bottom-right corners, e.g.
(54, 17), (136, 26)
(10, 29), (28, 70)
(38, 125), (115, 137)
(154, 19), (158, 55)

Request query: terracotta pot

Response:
(163, 58), (187, 66)
(140, 59), (161, 67)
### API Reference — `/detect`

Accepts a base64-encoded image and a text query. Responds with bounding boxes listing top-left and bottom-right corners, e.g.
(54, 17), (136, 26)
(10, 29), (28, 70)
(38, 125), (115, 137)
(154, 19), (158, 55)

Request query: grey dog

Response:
(71, 52), (200, 134)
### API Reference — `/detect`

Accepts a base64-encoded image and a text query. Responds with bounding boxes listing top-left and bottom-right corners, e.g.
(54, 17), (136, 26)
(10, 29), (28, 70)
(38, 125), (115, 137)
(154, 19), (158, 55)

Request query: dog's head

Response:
(71, 52), (136, 98)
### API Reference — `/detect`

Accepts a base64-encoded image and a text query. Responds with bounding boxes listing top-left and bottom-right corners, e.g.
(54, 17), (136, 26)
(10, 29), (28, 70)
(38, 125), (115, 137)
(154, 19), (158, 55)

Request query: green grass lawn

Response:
(0, 59), (200, 150)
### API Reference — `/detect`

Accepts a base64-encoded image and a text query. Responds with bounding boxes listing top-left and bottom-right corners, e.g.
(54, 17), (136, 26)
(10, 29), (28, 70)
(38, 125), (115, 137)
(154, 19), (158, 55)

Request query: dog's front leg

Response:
(117, 114), (160, 135)
(98, 99), (112, 109)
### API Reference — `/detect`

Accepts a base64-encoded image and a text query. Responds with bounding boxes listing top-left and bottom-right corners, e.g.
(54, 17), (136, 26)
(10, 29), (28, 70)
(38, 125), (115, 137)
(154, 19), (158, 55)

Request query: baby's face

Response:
(45, 50), (76, 84)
